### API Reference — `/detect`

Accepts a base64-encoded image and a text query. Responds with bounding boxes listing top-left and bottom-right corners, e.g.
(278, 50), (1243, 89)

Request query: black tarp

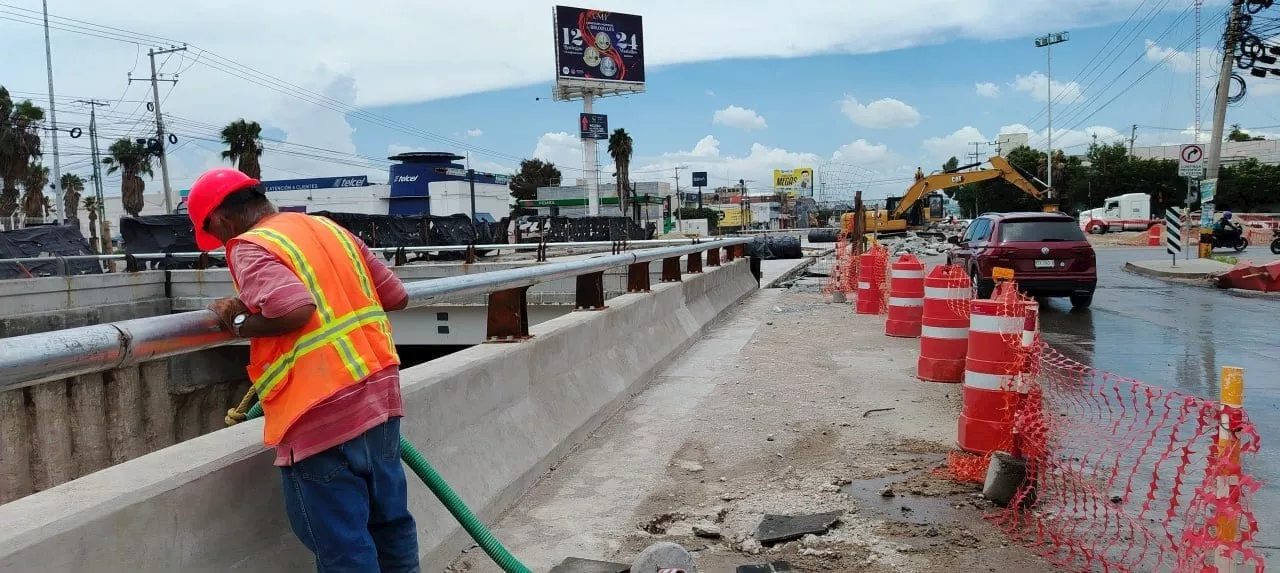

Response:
(518, 216), (646, 243)
(807, 228), (839, 243)
(119, 214), (215, 270)
(0, 225), (100, 279)
(746, 235), (803, 260)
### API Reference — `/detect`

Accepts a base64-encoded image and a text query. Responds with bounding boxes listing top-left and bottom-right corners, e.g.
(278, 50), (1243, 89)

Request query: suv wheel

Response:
(1070, 293), (1093, 309)
(970, 268), (993, 300)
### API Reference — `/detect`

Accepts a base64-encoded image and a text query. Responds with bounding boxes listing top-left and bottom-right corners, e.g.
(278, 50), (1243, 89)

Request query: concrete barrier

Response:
(0, 258), (758, 572)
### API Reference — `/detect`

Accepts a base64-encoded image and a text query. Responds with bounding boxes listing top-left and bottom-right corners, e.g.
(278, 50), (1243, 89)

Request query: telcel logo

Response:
(333, 178), (364, 187)
(395, 175), (419, 183)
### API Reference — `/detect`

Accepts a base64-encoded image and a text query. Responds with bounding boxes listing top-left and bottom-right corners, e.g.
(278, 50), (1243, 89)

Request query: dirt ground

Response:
(1086, 230), (1148, 248)
(447, 263), (1055, 573)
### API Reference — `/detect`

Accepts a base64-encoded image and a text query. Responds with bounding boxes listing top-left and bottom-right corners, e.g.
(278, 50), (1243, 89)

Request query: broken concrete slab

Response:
(629, 541), (697, 573)
(982, 451), (1034, 507)
(735, 562), (794, 573)
(754, 511), (842, 545)
(549, 557), (630, 573)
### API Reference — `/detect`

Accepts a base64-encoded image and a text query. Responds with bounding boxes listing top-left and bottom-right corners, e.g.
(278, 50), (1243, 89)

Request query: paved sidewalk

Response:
(1123, 258), (1230, 279)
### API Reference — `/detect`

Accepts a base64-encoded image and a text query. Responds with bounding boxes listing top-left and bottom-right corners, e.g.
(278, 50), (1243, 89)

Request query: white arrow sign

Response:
(1179, 144), (1205, 178)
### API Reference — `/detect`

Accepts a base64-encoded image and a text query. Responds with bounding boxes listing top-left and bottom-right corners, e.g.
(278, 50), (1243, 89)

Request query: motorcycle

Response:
(1271, 228), (1280, 255)
(1209, 229), (1249, 253)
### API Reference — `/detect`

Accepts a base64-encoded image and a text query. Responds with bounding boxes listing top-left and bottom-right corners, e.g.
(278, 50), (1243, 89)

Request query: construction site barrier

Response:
(855, 245), (888, 315)
(916, 265), (970, 383)
(1148, 223), (1164, 246)
(937, 283), (1264, 571)
(957, 283), (1032, 455)
(885, 254), (925, 338)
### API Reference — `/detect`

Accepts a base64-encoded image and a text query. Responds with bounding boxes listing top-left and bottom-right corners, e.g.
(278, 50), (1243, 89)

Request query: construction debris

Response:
(876, 231), (950, 257)
(755, 511), (843, 545)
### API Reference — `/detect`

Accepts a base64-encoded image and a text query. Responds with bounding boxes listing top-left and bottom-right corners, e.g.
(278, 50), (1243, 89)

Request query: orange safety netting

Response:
(942, 337), (1264, 572)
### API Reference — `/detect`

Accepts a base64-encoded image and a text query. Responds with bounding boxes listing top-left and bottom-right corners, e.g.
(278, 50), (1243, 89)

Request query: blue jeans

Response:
(279, 417), (420, 573)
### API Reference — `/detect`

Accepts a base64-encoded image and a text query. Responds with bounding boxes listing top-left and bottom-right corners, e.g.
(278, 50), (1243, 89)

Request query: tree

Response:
(220, 119), (264, 179)
(607, 128), (633, 215)
(20, 163), (49, 219)
(942, 156), (960, 172)
(83, 196), (103, 253)
(61, 173), (85, 221)
(1228, 123), (1264, 142)
(0, 87), (44, 218)
(102, 138), (154, 216)
(508, 158), (561, 202)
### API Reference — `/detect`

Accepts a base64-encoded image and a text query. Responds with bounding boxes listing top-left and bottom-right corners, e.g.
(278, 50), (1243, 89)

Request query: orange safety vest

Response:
(227, 213), (400, 445)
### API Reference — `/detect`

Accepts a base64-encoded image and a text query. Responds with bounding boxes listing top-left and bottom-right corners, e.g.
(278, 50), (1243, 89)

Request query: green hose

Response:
(244, 403), (532, 573)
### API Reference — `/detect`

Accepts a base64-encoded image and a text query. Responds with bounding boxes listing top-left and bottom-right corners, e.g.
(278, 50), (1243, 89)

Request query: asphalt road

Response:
(1038, 247), (1279, 554)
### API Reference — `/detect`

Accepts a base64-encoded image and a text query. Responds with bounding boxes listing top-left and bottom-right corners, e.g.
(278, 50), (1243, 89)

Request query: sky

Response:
(5, 0), (1280, 203)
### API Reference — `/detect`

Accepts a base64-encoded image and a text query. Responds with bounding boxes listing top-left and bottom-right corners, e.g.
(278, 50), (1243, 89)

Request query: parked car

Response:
(946, 212), (1098, 309)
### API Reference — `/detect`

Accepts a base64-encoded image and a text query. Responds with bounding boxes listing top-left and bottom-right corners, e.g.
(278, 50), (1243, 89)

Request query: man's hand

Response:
(209, 297), (250, 331)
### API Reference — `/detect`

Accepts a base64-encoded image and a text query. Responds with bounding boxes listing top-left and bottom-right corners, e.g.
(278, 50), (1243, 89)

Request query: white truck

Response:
(1078, 192), (1157, 234)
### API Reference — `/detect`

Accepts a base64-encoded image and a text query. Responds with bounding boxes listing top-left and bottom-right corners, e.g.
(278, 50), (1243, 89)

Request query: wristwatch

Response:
(231, 313), (249, 337)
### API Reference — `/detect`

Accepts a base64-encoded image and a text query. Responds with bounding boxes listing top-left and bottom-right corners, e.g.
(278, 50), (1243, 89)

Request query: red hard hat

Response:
(187, 168), (259, 251)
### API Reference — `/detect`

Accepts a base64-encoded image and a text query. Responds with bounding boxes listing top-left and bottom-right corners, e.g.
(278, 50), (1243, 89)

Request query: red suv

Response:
(945, 212), (1098, 308)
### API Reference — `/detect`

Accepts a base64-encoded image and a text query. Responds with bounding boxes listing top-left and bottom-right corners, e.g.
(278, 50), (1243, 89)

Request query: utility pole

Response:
(1036, 31), (1070, 200)
(76, 99), (109, 252)
(130, 45), (186, 214)
(968, 141), (985, 165)
(1129, 124), (1138, 157)
(1202, 1), (1242, 261)
(41, 0), (65, 224)
(673, 166), (686, 232)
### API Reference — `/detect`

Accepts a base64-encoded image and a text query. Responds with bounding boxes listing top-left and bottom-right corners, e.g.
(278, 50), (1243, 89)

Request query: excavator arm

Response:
(890, 156), (1053, 219)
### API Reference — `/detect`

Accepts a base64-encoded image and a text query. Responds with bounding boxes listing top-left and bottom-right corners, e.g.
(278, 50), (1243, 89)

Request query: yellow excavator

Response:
(857, 156), (1056, 234)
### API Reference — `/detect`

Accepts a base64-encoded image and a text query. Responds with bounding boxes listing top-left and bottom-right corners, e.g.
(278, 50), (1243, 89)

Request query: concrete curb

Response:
(1122, 262), (1219, 280)
(1226, 288), (1280, 300)
(763, 257), (817, 288)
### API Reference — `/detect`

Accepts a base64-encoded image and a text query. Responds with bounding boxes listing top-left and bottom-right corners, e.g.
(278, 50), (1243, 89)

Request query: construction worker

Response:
(186, 168), (419, 572)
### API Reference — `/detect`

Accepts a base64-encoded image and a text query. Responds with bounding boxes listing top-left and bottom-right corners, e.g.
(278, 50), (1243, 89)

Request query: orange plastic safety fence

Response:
(972, 342), (1265, 572)
(823, 236), (848, 296)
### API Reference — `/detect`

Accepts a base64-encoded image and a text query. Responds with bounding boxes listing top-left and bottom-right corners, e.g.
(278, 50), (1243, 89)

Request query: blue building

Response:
(387, 152), (506, 216)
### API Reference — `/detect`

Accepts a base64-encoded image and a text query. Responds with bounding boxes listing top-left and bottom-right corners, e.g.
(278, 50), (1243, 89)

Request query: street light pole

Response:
(1036, 31), (1069, 200)
(41, 0), (65, 224)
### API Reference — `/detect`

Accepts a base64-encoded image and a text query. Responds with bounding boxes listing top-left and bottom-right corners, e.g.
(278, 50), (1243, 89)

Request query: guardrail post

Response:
(394, 246), (407, 267)
(707, 246), (721, 267)
(723, 246), (735, 262)
(537, 237), (548, 262)
(661, 256), (682, 282)
(734, 244), (747, 258)
(750, 255), (762, 286)
(628, 262), (651, 292)
(687, 250), (703, 274)
(486, 287), (532, 342)
(575, 271), (607, 310)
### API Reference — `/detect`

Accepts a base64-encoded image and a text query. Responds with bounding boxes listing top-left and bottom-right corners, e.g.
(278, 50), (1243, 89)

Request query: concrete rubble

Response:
(877, 231), (951, 257)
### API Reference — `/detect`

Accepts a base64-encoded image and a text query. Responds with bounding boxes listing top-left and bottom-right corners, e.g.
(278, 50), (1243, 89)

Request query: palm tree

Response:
(607, 128), (633, 215)
(83, 196), (103, 252)
(21, 163), (49, 219)
(0, 87), (44, 218)
(61, 173), (85, 221)
(220, 119), (264, 179)
(102, 138), (154, 216)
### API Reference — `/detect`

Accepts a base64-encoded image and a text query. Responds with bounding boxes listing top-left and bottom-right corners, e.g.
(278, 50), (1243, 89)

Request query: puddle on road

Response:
(839, 453), (986, 526)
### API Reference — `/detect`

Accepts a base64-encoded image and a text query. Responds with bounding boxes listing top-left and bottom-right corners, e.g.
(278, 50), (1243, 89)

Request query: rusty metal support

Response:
(687, 250), (703, 274)
(627, 262), (651, 292)
(707, 247), (721, 267)
(196, 252), (211, 270)
(124, 254), (141, 273)
(733, 244), (747, 258)
(486, 286), (532, 342)
(723, 246), (735, 262)
(661, 256), (682, 282)
(575, 271), (607, 310)
(464, 243), (477, 264)
(750, 256), (762, 286)
(536, 237), (548, 262)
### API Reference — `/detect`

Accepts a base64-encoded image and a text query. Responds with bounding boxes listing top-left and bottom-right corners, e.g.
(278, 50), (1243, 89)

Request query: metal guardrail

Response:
(0, 239), (753, 392)
(0, 238), (724, 268)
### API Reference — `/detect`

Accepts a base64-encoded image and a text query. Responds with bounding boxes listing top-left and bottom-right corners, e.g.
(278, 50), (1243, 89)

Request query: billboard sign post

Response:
(579, 113), (609, 139)
(552, 6), (647, 217)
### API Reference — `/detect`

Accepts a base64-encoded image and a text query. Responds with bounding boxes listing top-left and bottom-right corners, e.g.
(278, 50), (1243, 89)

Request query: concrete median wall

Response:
(0, 258), (758, 572)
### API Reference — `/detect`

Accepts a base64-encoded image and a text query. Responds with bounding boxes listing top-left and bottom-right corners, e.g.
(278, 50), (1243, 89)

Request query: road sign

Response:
(1179, 144), (1205, 177)
(1165, 207), (1183, 263)
(579, 113), (608, 139)
(692, 171), (708, 187)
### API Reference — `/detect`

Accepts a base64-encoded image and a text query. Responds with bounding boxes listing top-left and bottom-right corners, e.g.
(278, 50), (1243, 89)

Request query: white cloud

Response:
(531, 132), (584, 181)
(1011, 71), (1083, 104)
(466, 128), (484, 137)
(712, 105), (768, 130)
(975, 82), (1000, 98)
(705, 89), (717, 97)
(839, 96), (921, 128)
(922, 126), (988, 165)
(830, 139), (892, 165)
(690, 135), (721, 157)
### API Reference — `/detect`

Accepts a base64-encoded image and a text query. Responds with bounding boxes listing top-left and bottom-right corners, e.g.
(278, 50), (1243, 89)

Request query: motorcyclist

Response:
(1212, 211), (1242, 244)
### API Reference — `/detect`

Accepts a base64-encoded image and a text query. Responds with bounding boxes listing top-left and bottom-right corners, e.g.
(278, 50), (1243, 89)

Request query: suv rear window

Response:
(998, 220), (1086, 243)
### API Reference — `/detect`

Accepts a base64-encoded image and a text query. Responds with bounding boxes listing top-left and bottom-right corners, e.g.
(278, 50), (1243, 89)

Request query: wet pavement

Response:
(1038, 247), (1279, 553)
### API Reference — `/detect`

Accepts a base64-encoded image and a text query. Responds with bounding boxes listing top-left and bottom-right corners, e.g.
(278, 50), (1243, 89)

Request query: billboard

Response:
(580, 113), (609, 139)
(691, 171), (708, 187)
(554, 6), (646, 85)
(772, 168), (814, 197)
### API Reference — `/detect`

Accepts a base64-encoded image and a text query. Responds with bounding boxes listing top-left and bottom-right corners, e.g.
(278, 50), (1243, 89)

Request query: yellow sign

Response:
(772, 168), (814, 197)
(991, 267), (1015, 281)
(718, 208), (752, 227)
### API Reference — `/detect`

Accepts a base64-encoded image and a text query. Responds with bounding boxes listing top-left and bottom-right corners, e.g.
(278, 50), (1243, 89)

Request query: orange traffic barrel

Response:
(1147, 223), (1163, 246)
(917, 265), (971, 383)
(885, 254), (925, 337)
(957, 283), (1032, 455)
(855, 247), (887, 315)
